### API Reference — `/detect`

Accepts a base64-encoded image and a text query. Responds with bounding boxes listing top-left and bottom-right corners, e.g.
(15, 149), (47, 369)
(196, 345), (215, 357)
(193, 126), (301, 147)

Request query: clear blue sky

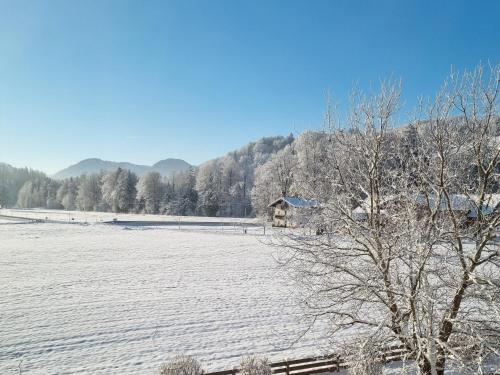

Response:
(1, 0), (499, 174)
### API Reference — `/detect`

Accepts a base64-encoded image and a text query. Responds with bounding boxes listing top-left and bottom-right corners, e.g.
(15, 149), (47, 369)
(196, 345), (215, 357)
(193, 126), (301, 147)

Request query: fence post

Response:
(285, 361), (290, 375)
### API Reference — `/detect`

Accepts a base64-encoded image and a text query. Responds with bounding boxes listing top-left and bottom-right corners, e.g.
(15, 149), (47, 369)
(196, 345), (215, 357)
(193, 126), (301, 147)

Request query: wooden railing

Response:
(205, 345), (409, 375)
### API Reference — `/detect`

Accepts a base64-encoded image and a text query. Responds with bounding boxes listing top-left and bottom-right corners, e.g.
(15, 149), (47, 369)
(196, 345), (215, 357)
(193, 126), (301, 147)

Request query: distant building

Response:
(352, 193), (500, 224)
(414, 193), (500, 223)
(351, 195), (399, 222)
(268, 196), (318, 228)
(468, 194), (500, 219)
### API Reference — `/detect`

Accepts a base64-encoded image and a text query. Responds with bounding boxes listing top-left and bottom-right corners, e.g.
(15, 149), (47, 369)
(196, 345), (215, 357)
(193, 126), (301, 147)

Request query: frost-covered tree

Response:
(239, 356), (272, 375)
(0, 183), (9, 208)
(279, 64), (500, 375)
(292, 131), (333, 202)
(251, 162), (275, 218)
(101, 168), (138, 213)
(116, 169), (138, 212)
(238, 152), (254, 217)
(137, 171), (164, 214)
(251, 144), (297, 217)
(344, 336), (384, 375)
(0, 163), (48, 207)
(220, 155), (238, 216)
(17, 180), (37, 208)
(46, 179), (61, 209)
(195, 135), (294, 217)
(101, 168), (121, 212)
(196, 160), (222, 216)
(164, 168), (198, 215)
(158, 355), (203, 375)
(56, 177), (78, 210)
(76, 173), (102, 211)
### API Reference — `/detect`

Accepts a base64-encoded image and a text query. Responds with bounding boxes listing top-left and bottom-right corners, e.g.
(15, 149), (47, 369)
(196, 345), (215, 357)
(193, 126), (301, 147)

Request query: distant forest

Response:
(0, 135), (295, 217)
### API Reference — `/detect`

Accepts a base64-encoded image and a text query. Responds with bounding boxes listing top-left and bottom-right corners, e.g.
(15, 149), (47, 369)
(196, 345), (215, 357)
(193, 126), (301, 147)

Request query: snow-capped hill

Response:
(52, 158), (191, 179)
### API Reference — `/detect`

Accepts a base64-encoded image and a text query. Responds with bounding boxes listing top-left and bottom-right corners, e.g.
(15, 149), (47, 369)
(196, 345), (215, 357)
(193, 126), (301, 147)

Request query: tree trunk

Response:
(418, 355), (433, 375)
(435, 356), (446, 375)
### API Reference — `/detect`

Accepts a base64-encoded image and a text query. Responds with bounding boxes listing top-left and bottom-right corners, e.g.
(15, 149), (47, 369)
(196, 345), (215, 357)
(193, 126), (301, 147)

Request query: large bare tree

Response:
(277, 64), (499, 374)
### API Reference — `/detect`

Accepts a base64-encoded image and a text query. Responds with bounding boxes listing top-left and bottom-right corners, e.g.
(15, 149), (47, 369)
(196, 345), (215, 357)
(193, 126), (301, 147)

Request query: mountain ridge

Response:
(52, 158), (192, 179)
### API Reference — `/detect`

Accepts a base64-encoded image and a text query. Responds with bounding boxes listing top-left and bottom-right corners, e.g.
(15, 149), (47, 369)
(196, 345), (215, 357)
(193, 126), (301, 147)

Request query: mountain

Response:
(53, 158), (191, 179)
(151, 159), (192, 176)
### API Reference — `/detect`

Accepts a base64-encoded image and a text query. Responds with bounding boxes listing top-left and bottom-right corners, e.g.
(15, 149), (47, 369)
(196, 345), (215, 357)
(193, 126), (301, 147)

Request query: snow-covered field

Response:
(0, 220), (329, 375)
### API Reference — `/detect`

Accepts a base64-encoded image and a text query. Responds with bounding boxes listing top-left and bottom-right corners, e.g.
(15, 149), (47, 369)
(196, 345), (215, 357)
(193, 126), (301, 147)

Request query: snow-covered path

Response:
(0, 223), (329, 375)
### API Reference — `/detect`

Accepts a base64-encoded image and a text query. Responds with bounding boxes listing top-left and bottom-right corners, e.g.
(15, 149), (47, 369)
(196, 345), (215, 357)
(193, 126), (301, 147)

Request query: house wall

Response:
(272, 202), (289, 227)
(270, 200), (317, 228)
(272, 205), (305, 228)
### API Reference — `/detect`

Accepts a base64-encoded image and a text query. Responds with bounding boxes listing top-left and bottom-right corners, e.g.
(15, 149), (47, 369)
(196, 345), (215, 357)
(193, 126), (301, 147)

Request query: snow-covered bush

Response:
(239, 355), (272, 375)
(345, 340), (384, 375)
(158, 355), (203, 375)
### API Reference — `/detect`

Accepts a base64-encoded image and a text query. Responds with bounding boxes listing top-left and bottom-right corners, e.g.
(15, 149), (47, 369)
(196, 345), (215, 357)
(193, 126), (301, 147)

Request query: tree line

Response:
(251, 118), (500, 219)
(1, 135), (294, 216)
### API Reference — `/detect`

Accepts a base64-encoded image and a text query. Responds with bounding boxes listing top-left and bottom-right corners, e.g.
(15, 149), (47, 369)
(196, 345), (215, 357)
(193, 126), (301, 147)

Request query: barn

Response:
(268, 196), (318, 228)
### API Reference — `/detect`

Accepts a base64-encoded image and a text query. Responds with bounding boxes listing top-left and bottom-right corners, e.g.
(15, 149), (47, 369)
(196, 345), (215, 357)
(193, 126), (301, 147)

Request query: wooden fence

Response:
(205, 345), (409, 375)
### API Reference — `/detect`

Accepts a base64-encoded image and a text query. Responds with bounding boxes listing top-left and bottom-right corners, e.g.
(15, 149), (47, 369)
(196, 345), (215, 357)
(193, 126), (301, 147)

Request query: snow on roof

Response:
(352, 206), (367, 214)
(354, 193), (500, 218)
(352, 206), (369, 219)
(416, 193), (500, 213)
(415, 193), (471, 211)
(268, 196), (319, 208)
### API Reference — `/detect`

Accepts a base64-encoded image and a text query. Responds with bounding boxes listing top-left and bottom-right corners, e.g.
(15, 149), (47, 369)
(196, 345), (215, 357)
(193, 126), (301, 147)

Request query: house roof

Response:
(268, 196), (319, 208)
(416, 193), (500, 214)
(352, 206), (367, 214)
(353, 192), (500, 218)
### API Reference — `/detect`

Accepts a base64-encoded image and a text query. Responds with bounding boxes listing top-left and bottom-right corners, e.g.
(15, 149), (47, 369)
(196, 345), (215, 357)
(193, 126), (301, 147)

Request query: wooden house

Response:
(268, 196), (319, 228)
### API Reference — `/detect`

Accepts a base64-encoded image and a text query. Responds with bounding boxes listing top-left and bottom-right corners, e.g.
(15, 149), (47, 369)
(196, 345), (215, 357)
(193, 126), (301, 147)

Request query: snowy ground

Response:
(0, 208), (261, 225)
(2, 211), (496, 374)
(0, 220), (330, 375)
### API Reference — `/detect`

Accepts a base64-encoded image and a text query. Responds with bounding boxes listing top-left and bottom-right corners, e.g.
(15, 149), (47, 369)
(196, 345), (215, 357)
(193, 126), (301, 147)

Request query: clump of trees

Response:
(0, 163), (49, 208)
(15, 177), (59, 209)
(14, 167), (198, 215)
(277, 63), (500, 374)
(196, 135), (294, 217)
(77, 173), (104, 211)
(101, 168), (138, 213)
